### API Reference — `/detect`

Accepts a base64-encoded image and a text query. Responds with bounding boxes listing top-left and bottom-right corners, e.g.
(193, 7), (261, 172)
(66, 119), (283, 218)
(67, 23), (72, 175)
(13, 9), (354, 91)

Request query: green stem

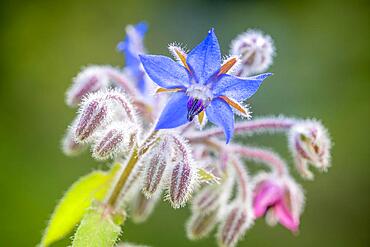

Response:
(106, 130), (159, 208)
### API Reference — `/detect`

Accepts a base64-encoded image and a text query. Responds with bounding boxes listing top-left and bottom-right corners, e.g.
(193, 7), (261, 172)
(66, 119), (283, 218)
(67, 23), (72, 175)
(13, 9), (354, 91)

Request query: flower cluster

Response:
(59, 22), (332, 247)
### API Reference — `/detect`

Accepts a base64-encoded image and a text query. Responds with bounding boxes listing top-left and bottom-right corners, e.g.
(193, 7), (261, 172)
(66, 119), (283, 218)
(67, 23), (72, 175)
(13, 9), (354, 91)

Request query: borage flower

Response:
(140, 29), (272, 143)
(117, 22), (149, 94)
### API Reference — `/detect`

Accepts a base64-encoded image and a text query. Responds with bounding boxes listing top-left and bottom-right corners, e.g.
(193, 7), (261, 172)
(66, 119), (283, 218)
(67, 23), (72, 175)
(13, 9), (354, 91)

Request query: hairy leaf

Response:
(72, 206), (122, 247)
(40, 164), (121, 247)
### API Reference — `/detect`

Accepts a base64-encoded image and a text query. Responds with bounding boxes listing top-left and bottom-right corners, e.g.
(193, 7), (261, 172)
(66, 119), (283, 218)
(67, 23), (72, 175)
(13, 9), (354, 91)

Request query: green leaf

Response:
(72, 206), (122, 247)
(197, 168), (220, 184)
(40, 164), (121, 247)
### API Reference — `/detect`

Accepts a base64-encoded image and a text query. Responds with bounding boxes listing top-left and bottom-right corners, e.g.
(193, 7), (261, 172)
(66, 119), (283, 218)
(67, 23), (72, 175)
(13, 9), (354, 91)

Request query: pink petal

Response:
(274, 200), (299, 232)
(253, 182), (283, 218)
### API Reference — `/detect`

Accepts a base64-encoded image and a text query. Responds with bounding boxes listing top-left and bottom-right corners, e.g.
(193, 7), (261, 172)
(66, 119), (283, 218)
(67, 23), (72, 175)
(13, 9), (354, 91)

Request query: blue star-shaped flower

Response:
(117, 22), (148, 94)
(140, 29), (271, 143)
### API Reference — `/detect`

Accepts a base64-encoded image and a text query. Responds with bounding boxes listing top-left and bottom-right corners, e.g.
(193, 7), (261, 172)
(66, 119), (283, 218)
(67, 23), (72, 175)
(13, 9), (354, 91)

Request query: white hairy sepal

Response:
(221, 55), (242, 75)
(74, 89), (140, 144)
(217, 202), (254, 247)
(165, 134), (198, 208)
(186, 210), (219, 240)
(141, 137), (172, 197)
(168, 43), (188, 63)
(91, 122), (133, 160)
(191, 185), (224, 214)
(66, 65), (111, 107)
(230, 29), (275, 76)
(288, 119), (331, 180)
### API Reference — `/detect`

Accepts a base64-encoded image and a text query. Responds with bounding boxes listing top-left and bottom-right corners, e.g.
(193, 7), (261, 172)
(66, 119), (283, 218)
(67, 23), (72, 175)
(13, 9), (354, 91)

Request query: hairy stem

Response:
(186, 117), (296, 141)
(106, 130), (159, 208)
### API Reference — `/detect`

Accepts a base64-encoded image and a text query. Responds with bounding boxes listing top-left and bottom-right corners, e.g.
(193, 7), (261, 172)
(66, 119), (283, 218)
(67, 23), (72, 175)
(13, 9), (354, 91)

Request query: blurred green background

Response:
(0, 0), (369, 246)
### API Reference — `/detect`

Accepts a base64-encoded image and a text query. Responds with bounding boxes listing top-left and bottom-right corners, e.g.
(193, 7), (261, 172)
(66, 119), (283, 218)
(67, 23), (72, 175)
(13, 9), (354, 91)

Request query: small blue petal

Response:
(140, 55), (190, 89)
(134, 22), (148, 36)
(156, 92), (189, 129)
(212, 73), (272, 102)
(186, 29), (221, 84)
(205, 98), (234, 143)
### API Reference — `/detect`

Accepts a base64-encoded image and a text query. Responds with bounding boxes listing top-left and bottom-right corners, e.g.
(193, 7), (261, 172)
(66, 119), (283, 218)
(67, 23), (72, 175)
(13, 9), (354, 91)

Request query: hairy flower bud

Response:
(92, 123), (131, 160)
(288, 120), (331, 180)
(192, 185), (222, 214)
(131, 190), (161, 224)
(142, 138), (171, 197)
(74, 97), (109, 143)
(217, 204), (253, 247)
(186, 211), (219, 240)
(66, 66), (110, 107)
(230, 30), (275, 77)
(167, 134), (197, 208)
(62, 121), (86, 156)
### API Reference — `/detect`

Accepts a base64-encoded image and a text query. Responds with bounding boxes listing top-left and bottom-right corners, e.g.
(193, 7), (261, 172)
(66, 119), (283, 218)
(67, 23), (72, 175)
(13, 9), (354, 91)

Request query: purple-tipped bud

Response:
(92, 123), (130, 160)
(131, 191), (161, 224)
(289, 120), (331, 180)
(62, 122), (86, 156)
(217, 205), (252, 247)
(192, 186), (222, 214)
(230, 30), (275, 77)
(66, 66), (110, 107)
(186, 211), (219, 240)
(74, 97), (109, 143)
(142, 139), (171, 197)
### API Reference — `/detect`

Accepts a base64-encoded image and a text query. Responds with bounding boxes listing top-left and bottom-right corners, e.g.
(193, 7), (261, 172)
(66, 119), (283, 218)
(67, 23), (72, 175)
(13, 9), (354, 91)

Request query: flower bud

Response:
(66, 66), (110, 107)
(167, 134), (197, 208)
(92, 123), (130, 160)
(61, 121), (86, 156)
(104, 90), (138, 126)
(217, 204), (252, 247)
(289, 120), (331, 180)
(192, 185), (222, 214)
(186, 211), (219, 240)
(252, 173), (304, 233)
(230, 30), (275, 77)
(74, 97), (109, 143)
(131, 190), (161, 224)
(142, 138), (171, 197)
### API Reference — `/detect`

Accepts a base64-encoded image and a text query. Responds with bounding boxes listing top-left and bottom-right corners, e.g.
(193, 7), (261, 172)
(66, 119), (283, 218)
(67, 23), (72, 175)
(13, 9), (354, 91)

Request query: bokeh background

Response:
(0, 0), (369, 246)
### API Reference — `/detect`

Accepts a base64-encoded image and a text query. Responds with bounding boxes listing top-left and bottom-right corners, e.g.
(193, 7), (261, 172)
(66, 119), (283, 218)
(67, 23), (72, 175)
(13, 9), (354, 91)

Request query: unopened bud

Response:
(66, 66), (110, 107)
(289, 120), (331, 180)
(131, 191), (161, 224)
(230, 30), (275, 77)
(74, 97), (109, 143)
(192, 185), (222, 214)
(61, 121), (86, 156)
(142, 138), (171, 197)
(186, 211), (219, 240)
(169, 160), (195, 209)
(217, 205), (252, 247)
(167, 134), (197, 208)
(92, 123), (130, 160)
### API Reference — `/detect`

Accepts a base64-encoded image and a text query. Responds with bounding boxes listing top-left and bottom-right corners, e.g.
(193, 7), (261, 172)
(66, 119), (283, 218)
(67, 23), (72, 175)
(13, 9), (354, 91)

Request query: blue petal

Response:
(205, 98), (234, 143)
(186, 29), (221, 84)
(156, 92), (189, 129)
(212, 73), (272, 102)
(140, 55), (190, 89)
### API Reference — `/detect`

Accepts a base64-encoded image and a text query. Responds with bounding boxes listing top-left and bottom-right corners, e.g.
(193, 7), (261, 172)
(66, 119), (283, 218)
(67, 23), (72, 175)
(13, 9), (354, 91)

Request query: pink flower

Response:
(252, 173), (304, 233)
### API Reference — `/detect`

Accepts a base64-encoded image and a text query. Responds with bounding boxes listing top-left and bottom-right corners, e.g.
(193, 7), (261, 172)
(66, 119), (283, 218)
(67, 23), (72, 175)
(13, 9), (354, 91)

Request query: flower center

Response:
(186, 84), (212, 121)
